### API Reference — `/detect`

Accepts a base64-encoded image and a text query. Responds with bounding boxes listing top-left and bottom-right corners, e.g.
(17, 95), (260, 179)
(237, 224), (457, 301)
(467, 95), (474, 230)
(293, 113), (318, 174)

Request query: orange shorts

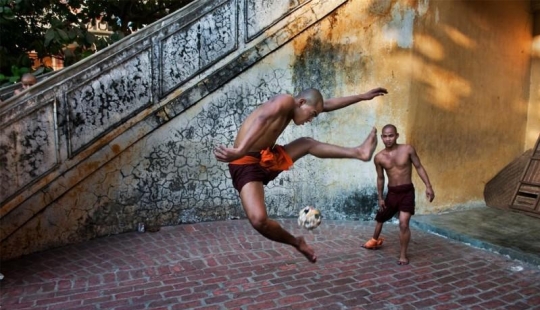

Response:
(228, 145), (293, 192)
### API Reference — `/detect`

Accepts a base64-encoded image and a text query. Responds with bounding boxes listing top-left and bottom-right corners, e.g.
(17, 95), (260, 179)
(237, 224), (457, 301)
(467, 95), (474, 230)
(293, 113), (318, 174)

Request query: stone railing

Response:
(0, 71), (57, 102)
(0, 0), (347, 250)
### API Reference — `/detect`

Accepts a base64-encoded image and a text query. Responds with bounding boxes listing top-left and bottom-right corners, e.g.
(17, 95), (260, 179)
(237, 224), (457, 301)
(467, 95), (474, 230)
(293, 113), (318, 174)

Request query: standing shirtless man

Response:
(214, 87), (388, 263)
(362, 124), (434, 265)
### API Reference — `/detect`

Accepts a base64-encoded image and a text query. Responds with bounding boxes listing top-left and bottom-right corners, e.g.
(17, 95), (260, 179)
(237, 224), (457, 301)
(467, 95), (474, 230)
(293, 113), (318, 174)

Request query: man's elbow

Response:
(321, 105), (331, 113)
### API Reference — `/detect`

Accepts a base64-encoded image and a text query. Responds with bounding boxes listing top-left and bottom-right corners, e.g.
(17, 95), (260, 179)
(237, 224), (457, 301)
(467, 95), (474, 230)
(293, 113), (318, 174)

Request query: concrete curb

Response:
(410, 219), (540, 268)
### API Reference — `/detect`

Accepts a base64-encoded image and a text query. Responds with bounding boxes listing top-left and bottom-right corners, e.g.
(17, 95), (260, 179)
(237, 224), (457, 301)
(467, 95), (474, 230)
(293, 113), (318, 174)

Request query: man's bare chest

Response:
(380, 154), (410, 170)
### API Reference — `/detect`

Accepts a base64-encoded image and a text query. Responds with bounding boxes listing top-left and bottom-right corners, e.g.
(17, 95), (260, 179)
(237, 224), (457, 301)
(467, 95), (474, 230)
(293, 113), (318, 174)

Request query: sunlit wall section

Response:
(527, 0), (540, 149)
(407, 0), (532, 211)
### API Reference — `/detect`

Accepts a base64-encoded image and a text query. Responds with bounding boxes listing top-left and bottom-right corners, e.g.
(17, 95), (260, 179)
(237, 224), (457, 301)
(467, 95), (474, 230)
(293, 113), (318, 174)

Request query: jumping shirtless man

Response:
(214, 87), (388, 263)
(362, 124), (434, 265)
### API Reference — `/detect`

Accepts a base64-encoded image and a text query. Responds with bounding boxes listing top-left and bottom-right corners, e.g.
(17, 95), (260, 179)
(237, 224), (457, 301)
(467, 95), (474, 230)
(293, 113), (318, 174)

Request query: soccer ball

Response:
(298, 206), (322, 230)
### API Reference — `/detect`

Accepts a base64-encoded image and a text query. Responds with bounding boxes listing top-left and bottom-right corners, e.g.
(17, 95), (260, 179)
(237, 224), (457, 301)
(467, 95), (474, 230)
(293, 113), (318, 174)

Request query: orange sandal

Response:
(362, 237), (385, 249)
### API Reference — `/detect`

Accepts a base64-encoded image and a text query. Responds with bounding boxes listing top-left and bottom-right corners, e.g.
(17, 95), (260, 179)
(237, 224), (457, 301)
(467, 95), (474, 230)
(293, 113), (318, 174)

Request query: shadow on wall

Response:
(484, 149), (532, 210)
(403, 0), (529, 206)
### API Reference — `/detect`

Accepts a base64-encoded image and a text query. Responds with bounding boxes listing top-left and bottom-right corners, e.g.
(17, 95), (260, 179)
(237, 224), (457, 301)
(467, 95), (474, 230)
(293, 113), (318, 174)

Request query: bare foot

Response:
(295, 236), (317, 263)
(397, 257), (409, 265)
(356, 127), (378, 161)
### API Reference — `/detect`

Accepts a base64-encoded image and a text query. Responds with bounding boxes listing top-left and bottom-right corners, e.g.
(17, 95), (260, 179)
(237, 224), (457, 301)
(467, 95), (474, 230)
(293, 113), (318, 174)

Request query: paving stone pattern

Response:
(1, 220), (539, 310)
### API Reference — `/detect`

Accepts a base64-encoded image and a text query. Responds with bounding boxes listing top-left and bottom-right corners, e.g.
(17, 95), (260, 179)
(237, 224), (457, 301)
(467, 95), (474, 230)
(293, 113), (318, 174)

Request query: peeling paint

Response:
(417, 0), (429, 16)
(382, 3), (415, 48)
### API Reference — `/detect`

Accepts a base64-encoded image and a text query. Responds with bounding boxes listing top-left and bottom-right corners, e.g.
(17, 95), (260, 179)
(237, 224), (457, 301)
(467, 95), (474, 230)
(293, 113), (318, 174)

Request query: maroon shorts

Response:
(375, 183), (415, 223)
(228, 152), (283, 192)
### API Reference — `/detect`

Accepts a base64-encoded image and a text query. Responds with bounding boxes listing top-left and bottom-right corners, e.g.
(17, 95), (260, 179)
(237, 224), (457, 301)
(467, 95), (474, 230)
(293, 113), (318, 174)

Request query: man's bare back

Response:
(234, 94), (296, 152)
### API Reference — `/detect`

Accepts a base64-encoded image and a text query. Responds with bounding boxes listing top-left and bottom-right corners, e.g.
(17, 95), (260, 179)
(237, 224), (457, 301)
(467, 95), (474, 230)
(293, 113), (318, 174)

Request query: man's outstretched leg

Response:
(284, 127), (378, 162)
(240, 181), (317, 263)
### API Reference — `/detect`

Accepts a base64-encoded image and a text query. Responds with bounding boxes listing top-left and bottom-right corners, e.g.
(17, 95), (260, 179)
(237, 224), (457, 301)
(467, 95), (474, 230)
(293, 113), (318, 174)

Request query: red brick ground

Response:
(1, 219), (539, 309)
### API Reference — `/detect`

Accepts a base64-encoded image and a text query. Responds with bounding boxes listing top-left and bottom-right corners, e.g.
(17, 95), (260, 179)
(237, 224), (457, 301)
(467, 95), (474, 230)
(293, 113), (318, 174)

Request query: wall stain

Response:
(292, 37), (338, 95)
(333, 187), (379, 221)
(111, 144), (121, 154)
(292, 34), (368, 96)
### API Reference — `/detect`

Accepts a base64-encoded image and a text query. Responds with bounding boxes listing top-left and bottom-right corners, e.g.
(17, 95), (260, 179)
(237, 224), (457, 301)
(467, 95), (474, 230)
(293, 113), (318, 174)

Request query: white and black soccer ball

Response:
(298, 206), (322, 230)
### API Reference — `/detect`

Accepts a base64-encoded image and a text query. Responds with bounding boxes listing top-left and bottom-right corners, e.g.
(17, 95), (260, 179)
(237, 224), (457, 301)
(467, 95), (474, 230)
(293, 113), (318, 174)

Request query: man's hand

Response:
(426, 187), (435, 202)
(361, 87), (388, 100)
(378, 198), (386, 211)
(214, 146), (244, 162)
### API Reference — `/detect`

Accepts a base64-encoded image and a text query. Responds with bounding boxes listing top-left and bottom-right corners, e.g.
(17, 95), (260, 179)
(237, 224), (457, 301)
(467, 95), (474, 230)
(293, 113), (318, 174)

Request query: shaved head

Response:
(382, 124), (397, 133)
(296, 88), (323, 108)
(21, 73), (37, 85)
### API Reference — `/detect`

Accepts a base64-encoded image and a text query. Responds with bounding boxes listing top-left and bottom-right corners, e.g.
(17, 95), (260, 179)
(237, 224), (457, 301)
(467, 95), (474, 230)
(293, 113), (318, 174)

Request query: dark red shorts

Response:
(228, 152), (283, 192)
(375, 183), (415, 223)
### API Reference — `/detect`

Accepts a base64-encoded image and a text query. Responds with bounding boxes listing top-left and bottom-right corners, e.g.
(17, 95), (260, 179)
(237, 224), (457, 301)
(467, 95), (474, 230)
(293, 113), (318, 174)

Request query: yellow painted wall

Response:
(528, 55), (540, 150)
(527, 1), (540, 149)
(284, 0), (533, 213)
(297, 0), (533, 212)
(407, 0), (532, 211)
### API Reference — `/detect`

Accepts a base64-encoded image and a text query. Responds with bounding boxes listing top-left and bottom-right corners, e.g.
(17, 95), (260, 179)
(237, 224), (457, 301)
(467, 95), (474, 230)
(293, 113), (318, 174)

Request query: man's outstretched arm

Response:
(322, 87), (387, 113)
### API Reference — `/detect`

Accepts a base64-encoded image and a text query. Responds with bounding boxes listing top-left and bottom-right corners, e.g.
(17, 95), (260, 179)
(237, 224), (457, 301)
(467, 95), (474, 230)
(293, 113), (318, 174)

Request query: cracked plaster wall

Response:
(5, 54), (380, 256)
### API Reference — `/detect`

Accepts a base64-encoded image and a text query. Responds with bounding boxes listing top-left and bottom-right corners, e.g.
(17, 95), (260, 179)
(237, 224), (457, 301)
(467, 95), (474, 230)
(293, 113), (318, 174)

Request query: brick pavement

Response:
(1, 219), (539, 310)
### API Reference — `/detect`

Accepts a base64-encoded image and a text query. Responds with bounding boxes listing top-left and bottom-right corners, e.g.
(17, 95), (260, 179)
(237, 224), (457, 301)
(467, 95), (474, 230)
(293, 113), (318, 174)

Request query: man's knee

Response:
(248, 214), (269, 231)
(295, 137), (315, 146)
(398, 217), (411, 231)
(284, 137), (317, 161)
(399, 221), (410, 231)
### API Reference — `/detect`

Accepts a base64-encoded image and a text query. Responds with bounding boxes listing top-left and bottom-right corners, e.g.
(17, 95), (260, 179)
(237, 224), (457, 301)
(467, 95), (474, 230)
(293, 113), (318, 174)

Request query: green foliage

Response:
(0, 65), (52, 86)
(82, 0), (193, 34)
(0, 0), (193, 82)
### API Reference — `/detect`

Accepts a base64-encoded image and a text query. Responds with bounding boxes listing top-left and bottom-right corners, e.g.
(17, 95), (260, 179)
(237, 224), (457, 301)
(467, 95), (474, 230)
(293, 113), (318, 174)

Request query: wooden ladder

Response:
(510, 134), (540, 218)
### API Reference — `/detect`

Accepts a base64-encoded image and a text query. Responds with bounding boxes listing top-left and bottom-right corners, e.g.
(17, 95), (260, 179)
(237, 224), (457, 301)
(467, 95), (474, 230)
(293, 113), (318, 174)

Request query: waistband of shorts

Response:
(245, 151), (261, 158)
(228, 152), (261, 166)
(387, 183), (414, 192)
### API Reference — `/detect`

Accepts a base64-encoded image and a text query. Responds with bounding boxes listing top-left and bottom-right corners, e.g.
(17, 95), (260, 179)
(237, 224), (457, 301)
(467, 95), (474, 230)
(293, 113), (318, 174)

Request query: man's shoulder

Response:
(374, 150), (386, 162)
(398, 144), (415, 151)
(267, 93), (295, 109)
(374, 149), (385, 157)
(271, 93), (294, 103)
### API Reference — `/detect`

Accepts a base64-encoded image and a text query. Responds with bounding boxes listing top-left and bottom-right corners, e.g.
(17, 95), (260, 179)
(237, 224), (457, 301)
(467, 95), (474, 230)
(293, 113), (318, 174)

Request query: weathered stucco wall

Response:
(527, 1), (540, 149)
(407, 0), (532, 211)
(277, 0), (533, 213)
(1, 0), (535, 260)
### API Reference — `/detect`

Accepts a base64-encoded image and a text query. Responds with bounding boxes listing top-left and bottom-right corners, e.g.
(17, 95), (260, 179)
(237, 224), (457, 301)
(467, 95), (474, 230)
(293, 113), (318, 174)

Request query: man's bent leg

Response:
(239, 181), (317, 263)
(372, 221), (384, 240)
(398, 211), (412, 264)
(284, 127), (377, 162)
(362, 221), (385, 249)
